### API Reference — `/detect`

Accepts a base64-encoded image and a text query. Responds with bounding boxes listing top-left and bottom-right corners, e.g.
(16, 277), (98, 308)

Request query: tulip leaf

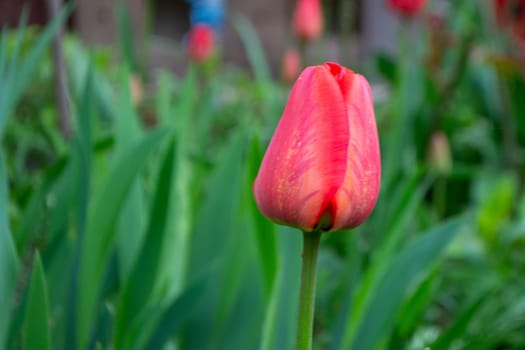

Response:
(0, 4), (71, 139)
(231, 14), (271, 83)
(247, 135), (278, 298)
(142, 274), (209, 350)
(430, 290), (489, 350)
(260, 226), (302, 350)
(115, 140), (176, 350)
(13, 157), (68, 251)
(23, 252), (51, 350)
(76, 127), (171, 349)
(183, 130), (262, 349)
(114, 65), (145, 282)
(0, 151), (19, 349)
(339, 216), (465, 350)
(332, 171), (431, 349)
(152, 67), (195, 304)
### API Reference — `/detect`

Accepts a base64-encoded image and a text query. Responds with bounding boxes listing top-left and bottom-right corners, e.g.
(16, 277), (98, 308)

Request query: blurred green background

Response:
(1, 0), (525, 349)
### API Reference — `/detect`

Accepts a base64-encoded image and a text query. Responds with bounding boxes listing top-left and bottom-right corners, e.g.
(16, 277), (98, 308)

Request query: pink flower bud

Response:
(292, 0), (323, 42)
(187, 23), (215, 63)
(281, 48), (302, 84)
(428, 132), (452, 174)
(253, 62), (381, 232)
(388, 0), (426, 17)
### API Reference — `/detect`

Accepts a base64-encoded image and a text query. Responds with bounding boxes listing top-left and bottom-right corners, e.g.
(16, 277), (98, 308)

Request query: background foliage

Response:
(1, 1), (525, 349)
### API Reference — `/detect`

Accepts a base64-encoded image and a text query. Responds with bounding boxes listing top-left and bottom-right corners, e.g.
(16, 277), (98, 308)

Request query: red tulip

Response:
(388, 0), (426, 16)
(253, 62), (381, 232)
(281, 48), (301, 84)
(187, 23), (215, 63)
(494, 0), (508, 24)
(493, 0), (525, 41)
(292, 0), (323, 42)
(509, 1), (525, 40)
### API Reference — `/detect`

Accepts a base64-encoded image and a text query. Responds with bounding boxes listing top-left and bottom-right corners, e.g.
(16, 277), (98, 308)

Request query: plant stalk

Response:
(296, 230), (322, 350)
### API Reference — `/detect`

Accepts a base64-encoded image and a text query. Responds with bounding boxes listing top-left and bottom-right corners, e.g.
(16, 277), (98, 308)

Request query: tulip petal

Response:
(253, 65), (349, 231)
(331, 73), (381, 230)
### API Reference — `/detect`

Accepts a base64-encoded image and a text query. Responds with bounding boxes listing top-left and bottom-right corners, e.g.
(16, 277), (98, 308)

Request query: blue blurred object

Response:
(187, 0), (226, 31)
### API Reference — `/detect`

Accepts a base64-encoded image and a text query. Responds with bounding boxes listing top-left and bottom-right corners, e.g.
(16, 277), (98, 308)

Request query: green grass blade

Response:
(431, 291), (489, 350)
(231, 14), (271, 83)
(62, 65), (95, 350)
(246, 135), (277, 298)
(23, 252), (51, 350)
(76, 127), (171, 349)
(332, 171), (430, 349)
(0, 30), (7, 78)
(343, 217), (466, 350)
(150, 70), (196, 307)
(1, 11), (28, 123)
(0, 4), (71, 138)
(115, 140), (176, 349)
(142, 275), (209, 350)
(0, 30), (7, 107)
(9, 9), (28, 77)
(116, 1), (140, 72)
(260, 226), (302, 350)
(0, 150), (19, 349)
(14, 158), (68, 251)
(114, 66), (145, 281)
(181, 130), (250, 348)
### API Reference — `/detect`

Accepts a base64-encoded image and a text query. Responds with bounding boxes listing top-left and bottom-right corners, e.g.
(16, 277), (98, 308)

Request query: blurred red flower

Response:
(388, 0), (426, 17)
(493, 0), (525, 40)
(187, 23), (215, 63)
(281, 48), (301, 84)
(292, 0), (323, 42)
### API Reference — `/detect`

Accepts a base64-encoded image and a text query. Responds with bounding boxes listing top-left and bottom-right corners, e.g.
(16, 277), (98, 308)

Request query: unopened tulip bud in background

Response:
(388, 0), (426, 17)
(428, 131), (452, 174)
(187, 23), (215, 64)
(253, 62), (381, 232)
(292, 0), (323, 42)
(281, 48), (301, 84)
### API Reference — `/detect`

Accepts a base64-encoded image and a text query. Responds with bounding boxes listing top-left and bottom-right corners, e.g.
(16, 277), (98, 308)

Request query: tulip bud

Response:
(129, 74), (143, 106)
(510, 1), (525, 40)
(388, 0), (426, 17)
(493, 0), (508, 25)
(281, 48), (301, 84)
(187, 23), (215, 64)
(253, 62), (381, 232)
(292, 0), (323, 42)
(428, 131), (452, 174)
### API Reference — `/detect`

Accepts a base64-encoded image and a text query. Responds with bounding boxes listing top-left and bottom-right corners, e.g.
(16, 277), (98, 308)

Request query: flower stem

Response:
(296, 230), (322, 350)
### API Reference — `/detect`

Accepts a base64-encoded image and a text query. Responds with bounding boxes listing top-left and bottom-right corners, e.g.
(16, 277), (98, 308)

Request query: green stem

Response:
(296, 230), (322, 350)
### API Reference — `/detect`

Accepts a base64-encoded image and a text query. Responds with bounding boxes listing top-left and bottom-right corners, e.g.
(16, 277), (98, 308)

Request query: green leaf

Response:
(0, 151), (19, 349)
(332, 171), (431, 350)
(340, 217), (465, 350)
(231, 14), (271, 83)
(396, 267), (440, 336)
(151, 69), (194, 303)
(246, 135), (277, 298)
(23, 252), (51, 350)
(76, 127), (171, 349)
(116, 1), (140, 72)
(114, 65), (145, 281)
(0, 4), (71, 138)
(142, 275), (209, 350)
(181, 130), (251, 348)
(431, 291), (489, 350)
(260, 226), (302, 350)
(115, 141), (177, 349)
(14, 157), (68, 251)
